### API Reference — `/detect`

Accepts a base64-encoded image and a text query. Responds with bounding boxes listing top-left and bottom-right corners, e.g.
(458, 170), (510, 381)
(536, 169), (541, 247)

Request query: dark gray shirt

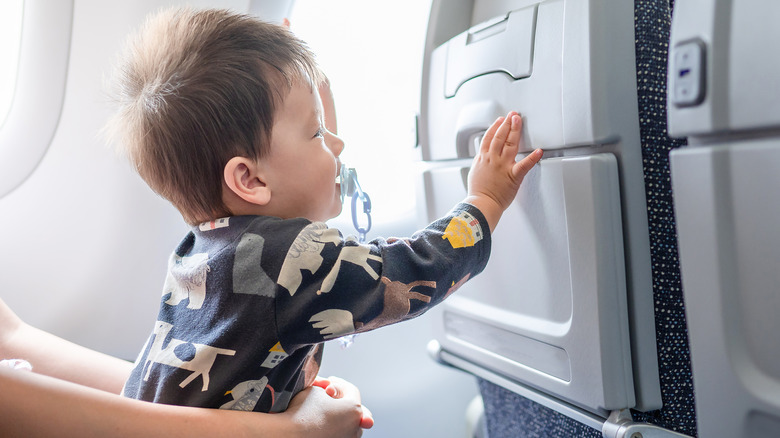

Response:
(122, 203), (490, 412)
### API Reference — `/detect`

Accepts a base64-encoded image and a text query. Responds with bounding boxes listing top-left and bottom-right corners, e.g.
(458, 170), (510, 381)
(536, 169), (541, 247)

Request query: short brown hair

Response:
(107, 8), (323, 224)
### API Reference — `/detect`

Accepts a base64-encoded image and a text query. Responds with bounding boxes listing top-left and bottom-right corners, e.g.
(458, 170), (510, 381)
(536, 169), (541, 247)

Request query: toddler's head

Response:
(108, 7), (325, 224)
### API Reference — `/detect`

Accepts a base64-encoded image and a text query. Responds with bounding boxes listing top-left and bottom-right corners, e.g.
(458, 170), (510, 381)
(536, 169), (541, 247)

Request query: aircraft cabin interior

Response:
(0, 0), (778, 437)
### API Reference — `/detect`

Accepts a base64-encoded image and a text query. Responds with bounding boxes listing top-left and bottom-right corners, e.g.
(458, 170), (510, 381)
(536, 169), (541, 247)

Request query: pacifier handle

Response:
(336, 164), (372, 350)
(351, 190), (372, 243)
(338, 164), (372, 243)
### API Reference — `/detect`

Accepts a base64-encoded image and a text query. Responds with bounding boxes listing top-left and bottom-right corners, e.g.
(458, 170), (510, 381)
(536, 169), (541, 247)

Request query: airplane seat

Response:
(477, 0), (695, 436)
(421, 0), (696, 438)
(668, 1), (780, 436)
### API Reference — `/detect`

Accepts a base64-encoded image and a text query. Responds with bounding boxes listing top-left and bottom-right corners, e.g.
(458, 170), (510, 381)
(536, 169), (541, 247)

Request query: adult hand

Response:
(314, 375), (374, 429)
(284, 384), (370, 438)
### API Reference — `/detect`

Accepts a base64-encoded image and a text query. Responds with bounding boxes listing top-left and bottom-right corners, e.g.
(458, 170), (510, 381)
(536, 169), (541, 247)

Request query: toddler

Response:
(110, 7), (542, 413)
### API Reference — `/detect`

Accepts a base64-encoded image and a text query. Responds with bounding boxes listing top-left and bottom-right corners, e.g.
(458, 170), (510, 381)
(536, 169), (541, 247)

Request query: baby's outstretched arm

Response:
(464, 112), (542, 232)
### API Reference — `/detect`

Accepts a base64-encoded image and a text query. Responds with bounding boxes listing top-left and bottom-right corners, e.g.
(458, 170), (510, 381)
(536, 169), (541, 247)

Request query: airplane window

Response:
(0, 0), (24, 128)
(290, 0), (432, 235)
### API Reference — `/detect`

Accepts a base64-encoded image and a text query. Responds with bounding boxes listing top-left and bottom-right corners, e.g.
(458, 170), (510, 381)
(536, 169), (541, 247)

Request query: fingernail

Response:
(512, 115), (521, 126)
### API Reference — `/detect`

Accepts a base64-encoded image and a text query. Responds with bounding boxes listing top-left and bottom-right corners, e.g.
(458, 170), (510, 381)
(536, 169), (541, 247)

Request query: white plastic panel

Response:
(422, 0), (638, 162)
(0, 0), (73, 199)
(425, 154), (635, 413)
(671, 141), (780, 438)
(444, 6), (536, 98)
(668, 0), (780, 138)
(728, 2), (780, 131)
(0, 1), (24, 126)
(420, 0), (660, 413)
(669, 3), (780, 434)
(423, 1), (562, 161)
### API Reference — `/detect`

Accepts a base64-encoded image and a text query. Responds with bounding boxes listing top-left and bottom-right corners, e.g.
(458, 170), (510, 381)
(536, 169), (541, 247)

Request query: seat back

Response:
(423, 0), (697, 435)
(668, 1), (780, 436)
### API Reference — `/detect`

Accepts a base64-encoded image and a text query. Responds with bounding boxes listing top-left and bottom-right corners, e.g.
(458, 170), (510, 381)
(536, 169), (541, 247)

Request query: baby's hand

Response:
(465, 112), (542, 232)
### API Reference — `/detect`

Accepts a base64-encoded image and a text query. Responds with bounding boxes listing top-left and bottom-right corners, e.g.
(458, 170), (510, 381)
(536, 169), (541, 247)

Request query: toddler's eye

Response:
(314, 127), (325, 138)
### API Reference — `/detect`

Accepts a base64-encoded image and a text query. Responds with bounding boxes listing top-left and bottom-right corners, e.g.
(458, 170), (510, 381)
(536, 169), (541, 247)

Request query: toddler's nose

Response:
(326, 131), (345, 157)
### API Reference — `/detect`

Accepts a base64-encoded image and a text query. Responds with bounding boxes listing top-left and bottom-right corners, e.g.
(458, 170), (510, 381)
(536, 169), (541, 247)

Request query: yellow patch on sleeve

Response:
(442, 211), (483, 248)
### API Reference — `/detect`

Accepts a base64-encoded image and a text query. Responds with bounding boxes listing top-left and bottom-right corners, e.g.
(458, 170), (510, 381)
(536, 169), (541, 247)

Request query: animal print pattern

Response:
(124, 203), (491, 414)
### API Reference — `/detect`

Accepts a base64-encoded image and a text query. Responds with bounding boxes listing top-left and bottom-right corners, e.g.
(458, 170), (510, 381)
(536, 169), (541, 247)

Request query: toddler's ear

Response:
(223, 157), (271, 206)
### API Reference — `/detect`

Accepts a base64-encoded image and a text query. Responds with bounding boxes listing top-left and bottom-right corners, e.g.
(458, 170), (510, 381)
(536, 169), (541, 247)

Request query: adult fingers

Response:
(360, 405), (374, 429)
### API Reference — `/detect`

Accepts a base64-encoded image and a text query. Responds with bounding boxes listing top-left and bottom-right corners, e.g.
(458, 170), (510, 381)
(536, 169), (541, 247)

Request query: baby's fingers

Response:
(486, 112), (520, 157)
(479, 116), (505, 155)
(488, 113), (513, 154)
(512, 149), (544, 180)
(501, 114), (522, 157)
